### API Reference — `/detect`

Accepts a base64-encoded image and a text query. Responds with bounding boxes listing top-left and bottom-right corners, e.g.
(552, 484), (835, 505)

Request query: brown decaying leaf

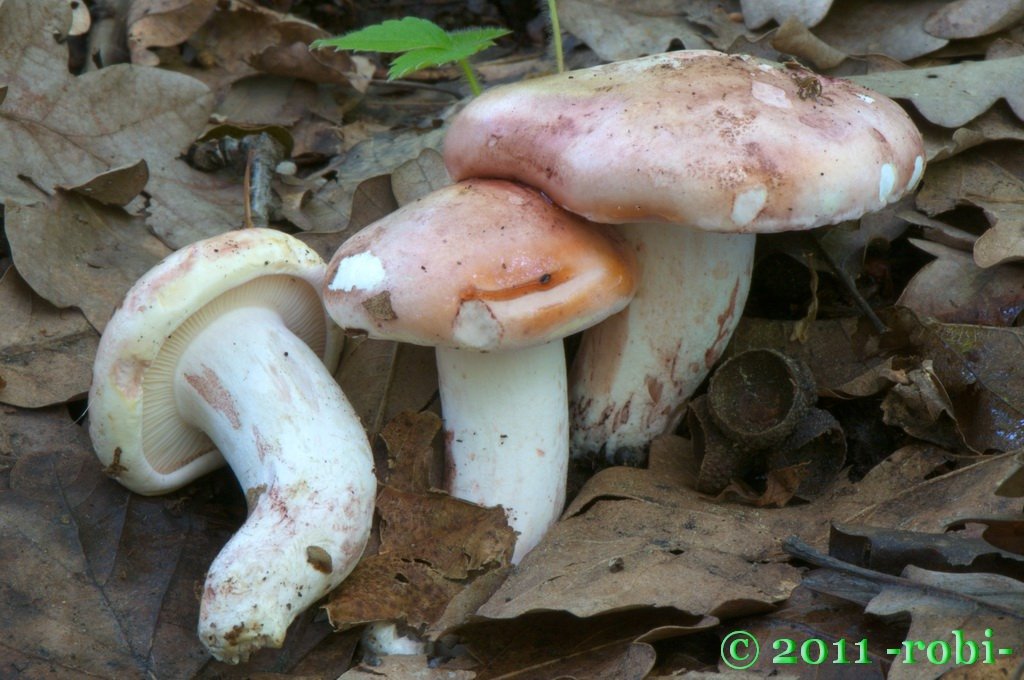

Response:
(0, 268), (98, 408)
(450, 609), (714, 680)
(558, 0), (714, 62)
(923, 106), (1024, 163)
(898, 238), (1024, 326)
(813, 1), (948, 62)
(913, 144), (1024, 269)
(829, 523), (1024, 579)
(339, 655), (474, 679)
(865, 568), (1024, 679)
(740, 0), (834, 29)
(391, 149), (453, 207)
(924, 0), (1024, 39)
(292, 127), (447, 233)
(889, 308), (1024, 452)
(127, 0), (218, 66)
(0, 0), (242, 248)
(851, 56), (1024, 129)
(478, 437), (1021, 623)
(721, 586), (895, 678)
(0, 407), (221, 677)
(334, 338), (439, 440)
(726, 315), (890, 396)
(326, 412), (514, 636)
(5, 191), (171, 332)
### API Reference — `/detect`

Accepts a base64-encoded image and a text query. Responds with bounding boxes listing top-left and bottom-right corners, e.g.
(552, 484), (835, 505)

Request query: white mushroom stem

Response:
(569, 224), (756, 464)
(437, 341), (569, 564)
(173, 305), (375, 664)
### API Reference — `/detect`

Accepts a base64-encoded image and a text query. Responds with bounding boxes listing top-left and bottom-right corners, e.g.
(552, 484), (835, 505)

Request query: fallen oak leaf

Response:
(0, 0), (242, 247)
(0, 267), (98, 408)
(5, 191), (171, 332)
(851, 56), (1024, 128)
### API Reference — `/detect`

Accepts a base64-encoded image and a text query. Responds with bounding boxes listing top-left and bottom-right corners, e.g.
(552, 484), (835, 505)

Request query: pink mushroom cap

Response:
(444, 50), (926, 233)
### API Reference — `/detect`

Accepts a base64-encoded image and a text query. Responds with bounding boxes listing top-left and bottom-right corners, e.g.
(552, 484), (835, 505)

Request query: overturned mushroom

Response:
(89, 228), (376, 663)
(322, 179), (637, 562)
(444, 49), (925, 464)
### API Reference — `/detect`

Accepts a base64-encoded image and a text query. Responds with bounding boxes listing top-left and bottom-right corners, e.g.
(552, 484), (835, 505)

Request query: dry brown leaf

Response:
(740, 0), (834, 29)
(924, 0), (1024, 39)
(478, 438), (1021, 623)
(325, 412), (514, 636)
(880, 360), (965, 451)
(127, 0), (218, 66)
(830, 523), (1024, 578)
(898, 239), (1024, 325)
(720, 586), (894, 677)
(770, 16), (846, 69)
(339, 656), (474, 679)
(64, 159), (150, 207)
(391, 149), (452, 206)
(0, 407), (226, 677)
(889, 310), (1024, 452)
(865, 568), (1024, 679)
(293, 127), (447, 233)
(0, 268), (98, 408)
(813, 1), (948, 62)
(559, 0), (714, 62)
(450, 609), (714, 680)
(924, 106), (1024, 163)
(0, 0), (243, 247)
(181, 2), (370, 109)
(5, 192), (171, 332)
(914, 146), (1024, 267)
(852, 56), (1024, 128)
(334, 337), (438, 440)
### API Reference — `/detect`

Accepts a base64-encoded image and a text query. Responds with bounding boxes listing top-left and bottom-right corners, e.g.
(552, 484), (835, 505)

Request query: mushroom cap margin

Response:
(88, 228), (343, 495)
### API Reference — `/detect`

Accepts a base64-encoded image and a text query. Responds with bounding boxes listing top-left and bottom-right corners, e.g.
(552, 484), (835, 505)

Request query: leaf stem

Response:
(458, 59), (483, 96)
(547, 0), (564, 73)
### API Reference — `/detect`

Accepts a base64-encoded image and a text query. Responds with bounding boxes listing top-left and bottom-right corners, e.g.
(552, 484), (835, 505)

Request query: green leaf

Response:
(385, 28), (511, 80)
(310, 17), (450, 54)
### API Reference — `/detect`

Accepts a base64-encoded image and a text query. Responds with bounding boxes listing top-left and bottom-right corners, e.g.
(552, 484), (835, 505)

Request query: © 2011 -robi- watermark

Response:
(720, 629), (1015, 670)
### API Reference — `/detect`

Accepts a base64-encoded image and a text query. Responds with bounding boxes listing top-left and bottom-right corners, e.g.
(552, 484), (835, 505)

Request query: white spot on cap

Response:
(751, 81), (790, 109)
(856, 93), (875, 104)
(732, 186), (768, 226)
(878, 164), (896, 203)
(908, 156), (924, 191)
(328, 251), (385, 292)
(452, 300), (503, 350)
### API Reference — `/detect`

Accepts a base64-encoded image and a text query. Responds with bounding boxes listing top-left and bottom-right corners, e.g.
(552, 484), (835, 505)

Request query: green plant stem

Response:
(458, 59), (483, 96)
(547, 0), (564, 73)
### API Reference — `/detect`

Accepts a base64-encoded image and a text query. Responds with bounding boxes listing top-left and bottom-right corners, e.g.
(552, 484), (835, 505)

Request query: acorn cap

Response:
(322, 179), (638, 351)
(444, 50), (925, 233)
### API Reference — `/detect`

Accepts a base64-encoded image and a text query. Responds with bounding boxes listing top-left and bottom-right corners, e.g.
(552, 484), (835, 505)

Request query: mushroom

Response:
(88, 228), (376, 663)
(321, 179), (637, 562)
(443, 49), (926, 464)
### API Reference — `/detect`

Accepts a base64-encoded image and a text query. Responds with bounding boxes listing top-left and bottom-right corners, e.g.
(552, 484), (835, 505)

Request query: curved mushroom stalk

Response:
(173, 306), (376, 663)
(438, 342), (568, 563)
(569, 225), (755, 464)
(89, 229), (376, 664)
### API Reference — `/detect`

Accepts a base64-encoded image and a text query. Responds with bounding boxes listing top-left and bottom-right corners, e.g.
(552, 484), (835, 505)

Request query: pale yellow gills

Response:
(88, 229), (375, 663)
